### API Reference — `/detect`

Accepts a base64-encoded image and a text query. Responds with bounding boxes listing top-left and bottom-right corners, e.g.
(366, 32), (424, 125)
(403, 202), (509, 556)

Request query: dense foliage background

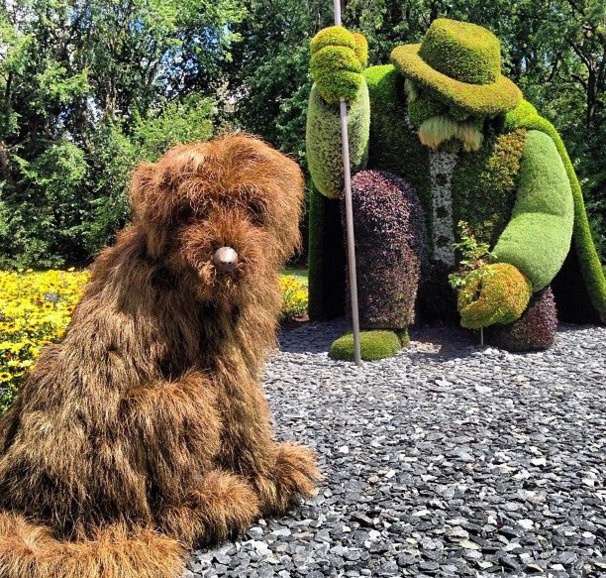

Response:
(0, 0), (605, 267)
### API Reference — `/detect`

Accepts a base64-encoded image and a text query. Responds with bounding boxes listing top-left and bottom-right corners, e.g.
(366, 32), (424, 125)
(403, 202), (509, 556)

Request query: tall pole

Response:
(333, 0), (362, 366)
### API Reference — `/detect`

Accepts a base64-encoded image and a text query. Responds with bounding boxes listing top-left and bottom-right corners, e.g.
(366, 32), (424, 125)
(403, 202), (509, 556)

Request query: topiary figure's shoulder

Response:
(503, 100), (574, 164)
(363, 65), (405, 115)
(363, 64), (399, 95)
(362, 65), (432, 214)
(504, 100), (555, 135)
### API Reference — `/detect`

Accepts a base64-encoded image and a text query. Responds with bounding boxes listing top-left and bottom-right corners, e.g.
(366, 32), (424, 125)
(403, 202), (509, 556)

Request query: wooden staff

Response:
(333, 0), (362, 366)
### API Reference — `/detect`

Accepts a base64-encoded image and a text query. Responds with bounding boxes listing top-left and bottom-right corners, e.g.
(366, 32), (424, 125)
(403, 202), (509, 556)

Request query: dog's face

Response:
(129, 135), (304, 303)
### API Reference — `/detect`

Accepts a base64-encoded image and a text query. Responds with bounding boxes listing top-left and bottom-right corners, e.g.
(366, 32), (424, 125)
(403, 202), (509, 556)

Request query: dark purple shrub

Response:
(342, 170), (427, 330)
(487, 286), (558, 352)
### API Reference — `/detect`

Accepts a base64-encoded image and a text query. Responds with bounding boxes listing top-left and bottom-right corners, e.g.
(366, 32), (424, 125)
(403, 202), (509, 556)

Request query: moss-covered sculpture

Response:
(306, 17), (606, 355)
(390, 20), (522, 117)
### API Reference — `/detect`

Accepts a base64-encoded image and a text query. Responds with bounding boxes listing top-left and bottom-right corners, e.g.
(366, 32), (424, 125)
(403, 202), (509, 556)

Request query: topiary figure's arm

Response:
(505, 100), (606, 321)
(306, 27), (370, 199)
(491, 130), (574, 291)
(306, 85), (370, 198)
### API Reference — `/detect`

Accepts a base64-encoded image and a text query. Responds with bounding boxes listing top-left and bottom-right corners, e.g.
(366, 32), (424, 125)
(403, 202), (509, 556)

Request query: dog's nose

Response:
(213, 246), (239, 272)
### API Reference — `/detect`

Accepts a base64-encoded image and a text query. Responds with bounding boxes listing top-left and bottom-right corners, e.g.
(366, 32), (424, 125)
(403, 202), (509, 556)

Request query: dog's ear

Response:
(129, 161), (168, 259)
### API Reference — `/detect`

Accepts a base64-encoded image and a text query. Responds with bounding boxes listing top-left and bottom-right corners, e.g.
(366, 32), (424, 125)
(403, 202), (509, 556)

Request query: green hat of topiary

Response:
(391, 18), (522, 116)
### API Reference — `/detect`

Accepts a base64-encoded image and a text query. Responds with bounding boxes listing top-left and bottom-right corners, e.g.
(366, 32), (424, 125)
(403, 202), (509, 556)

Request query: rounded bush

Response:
(343, 170), (427, 330)
(329, 330), (402, 361)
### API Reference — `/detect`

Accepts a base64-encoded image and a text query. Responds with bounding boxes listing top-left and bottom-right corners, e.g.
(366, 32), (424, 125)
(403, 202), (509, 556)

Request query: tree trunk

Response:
(0, 140), (14, 189)
(587, 68), (597, 131)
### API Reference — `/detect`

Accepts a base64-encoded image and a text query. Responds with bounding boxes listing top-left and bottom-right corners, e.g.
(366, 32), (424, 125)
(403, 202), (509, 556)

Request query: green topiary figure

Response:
(306, 17), (606, 354)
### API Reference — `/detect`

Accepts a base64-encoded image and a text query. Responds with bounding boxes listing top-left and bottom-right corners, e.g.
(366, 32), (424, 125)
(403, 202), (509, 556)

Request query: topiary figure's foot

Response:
(328, 329), (409, 361)
(485, 287), (557, 352)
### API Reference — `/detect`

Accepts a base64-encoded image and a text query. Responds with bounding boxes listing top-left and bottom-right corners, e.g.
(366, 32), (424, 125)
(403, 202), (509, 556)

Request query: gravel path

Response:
(188, 320), (606, 578)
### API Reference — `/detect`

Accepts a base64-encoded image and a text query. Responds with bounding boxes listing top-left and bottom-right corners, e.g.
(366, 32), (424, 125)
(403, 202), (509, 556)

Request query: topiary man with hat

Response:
(306, 17), (606, 357)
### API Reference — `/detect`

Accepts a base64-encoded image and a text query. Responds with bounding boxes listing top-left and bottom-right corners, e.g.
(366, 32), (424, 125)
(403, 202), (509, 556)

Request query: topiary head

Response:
(405, 78), (485, 152)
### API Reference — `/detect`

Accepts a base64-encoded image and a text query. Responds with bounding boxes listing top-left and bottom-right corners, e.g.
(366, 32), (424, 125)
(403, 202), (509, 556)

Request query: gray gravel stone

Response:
(187, 320), (606, 577)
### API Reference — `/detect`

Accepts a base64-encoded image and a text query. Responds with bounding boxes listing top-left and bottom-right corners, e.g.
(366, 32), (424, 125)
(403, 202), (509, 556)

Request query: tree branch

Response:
(565, 0), (585, 18)
(568, 39), (593, 71)
(547, 51), (562, 84)
(0, 140), (15, 188)
(596, 45), (606, 90)
(571, 72), (588, 91)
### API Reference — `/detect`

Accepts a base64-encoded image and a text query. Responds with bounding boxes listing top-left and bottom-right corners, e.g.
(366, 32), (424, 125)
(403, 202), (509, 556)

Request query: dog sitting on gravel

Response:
(0, 134), (320, 578)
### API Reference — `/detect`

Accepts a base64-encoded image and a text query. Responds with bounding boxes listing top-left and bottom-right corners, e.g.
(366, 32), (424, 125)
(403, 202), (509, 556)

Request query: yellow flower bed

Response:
(0, 269), (89, 413)
(0, 270), (308, 414)
(280, 275), (309, 321)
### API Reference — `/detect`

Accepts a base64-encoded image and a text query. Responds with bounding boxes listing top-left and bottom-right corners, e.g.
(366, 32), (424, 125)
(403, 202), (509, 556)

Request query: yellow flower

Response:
(280, 274), (308, 321)
(0, 372), (11, 383)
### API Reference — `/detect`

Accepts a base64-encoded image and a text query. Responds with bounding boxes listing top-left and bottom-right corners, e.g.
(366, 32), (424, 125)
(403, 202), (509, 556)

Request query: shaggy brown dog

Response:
(0, 134), (320, 577)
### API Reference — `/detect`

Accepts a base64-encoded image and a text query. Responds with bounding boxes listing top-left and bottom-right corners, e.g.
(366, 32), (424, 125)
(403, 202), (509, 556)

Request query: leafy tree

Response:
(0, 1), (90, 266)
(229, 0), (333, 165)
(0, 0), (604, 267)
(0, 0), (244, 267)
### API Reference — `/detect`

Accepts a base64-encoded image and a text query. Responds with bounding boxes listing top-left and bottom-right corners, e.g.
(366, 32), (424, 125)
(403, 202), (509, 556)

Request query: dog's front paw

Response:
(159, 469), (260, 547)
(257, 442), (321, 514)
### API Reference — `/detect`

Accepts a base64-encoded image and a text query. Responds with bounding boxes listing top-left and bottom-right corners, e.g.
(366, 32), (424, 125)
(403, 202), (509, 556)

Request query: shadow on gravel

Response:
(557, 322), (603, 334)
(278, 319), (348, 354)
(279, 318), (483, 358)
(408, 322), (483, 361)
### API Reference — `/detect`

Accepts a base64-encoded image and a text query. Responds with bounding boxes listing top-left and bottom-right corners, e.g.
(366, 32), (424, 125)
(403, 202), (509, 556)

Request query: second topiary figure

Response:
(306, 18), (606, 357)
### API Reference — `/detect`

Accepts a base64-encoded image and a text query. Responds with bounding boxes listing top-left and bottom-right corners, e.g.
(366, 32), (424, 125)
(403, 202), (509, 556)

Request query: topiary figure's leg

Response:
(157, 469), (261, 547)
(308, 185), (346, 320)
(331, 170), (427, 361)
(253, 442), (320, 516)
(485, 286), (558, 352)
(418, 262), (459, 322)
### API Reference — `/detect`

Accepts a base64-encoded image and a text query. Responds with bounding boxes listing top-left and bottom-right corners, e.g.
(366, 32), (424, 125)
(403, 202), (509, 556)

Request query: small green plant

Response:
(449, 221), (496, 345)
(448, 221), (494, 290)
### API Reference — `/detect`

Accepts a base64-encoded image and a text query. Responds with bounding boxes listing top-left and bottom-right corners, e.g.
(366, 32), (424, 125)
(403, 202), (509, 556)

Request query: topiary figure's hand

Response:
(310, 26), (368, 104)
(458, 263), (532, 329)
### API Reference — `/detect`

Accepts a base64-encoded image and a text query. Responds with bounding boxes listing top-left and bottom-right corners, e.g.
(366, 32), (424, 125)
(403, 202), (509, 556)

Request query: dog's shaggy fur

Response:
(0, 134), (320, 578)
